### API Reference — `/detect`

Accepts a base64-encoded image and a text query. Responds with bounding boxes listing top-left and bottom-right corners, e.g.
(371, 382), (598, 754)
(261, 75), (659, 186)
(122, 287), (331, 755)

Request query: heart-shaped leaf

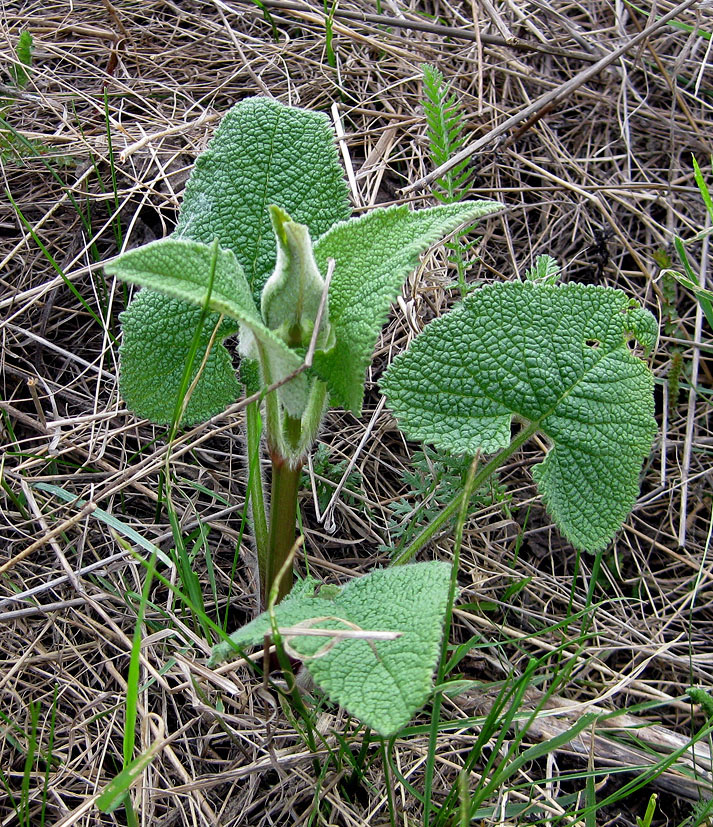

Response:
(210, 562), (452, 736)
(381, 282), (658, 551)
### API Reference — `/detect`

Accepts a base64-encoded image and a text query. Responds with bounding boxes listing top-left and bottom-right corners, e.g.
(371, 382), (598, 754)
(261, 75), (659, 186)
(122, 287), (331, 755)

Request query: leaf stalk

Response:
(392, 422), (539, 566)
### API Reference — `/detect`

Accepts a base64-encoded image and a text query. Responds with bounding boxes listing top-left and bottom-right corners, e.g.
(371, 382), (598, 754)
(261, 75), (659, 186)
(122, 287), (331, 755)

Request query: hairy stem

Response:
(263, 428), (303, 606)
(393, 422), (539, 566)
(246, 400), (269, 593)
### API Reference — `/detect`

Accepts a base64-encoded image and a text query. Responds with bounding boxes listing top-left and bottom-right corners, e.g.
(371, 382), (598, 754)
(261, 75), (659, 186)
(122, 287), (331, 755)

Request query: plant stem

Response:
(264, 440), (303, 606)
(423, 454), (480, 826)
(246, 400), (270, 591)
(392, 422), (539, 566)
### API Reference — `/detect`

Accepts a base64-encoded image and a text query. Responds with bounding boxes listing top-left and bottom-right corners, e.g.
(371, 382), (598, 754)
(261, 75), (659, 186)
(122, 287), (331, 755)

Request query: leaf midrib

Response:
(249, 104), (282, 292)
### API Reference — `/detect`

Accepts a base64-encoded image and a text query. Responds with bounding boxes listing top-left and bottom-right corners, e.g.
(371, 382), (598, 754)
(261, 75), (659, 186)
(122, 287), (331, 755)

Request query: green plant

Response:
(106, 97), (657, 737)
(422, 64), (471, 205)
(660, 155), (713, 331)
(422, 63), (481, 296)
(385, 445), (507, 553)
(10, 30), (33, 89)
(106, 96), (499, 734)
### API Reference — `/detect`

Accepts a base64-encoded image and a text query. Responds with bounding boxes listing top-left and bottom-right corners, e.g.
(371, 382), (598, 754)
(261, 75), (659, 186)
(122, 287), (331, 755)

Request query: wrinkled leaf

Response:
(381, 282), (658, 551)
(119, 291), (239, 425)
(210, 562), (452, 736)
(108, 238), (310, 417)
(312, 201), (502, 413)
(115, 96), (351, 424)
(176, 96), (351, 297)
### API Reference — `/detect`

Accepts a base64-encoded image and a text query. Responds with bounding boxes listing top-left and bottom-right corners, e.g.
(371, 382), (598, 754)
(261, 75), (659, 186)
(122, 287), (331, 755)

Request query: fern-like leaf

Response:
(422, 64), (471, 203)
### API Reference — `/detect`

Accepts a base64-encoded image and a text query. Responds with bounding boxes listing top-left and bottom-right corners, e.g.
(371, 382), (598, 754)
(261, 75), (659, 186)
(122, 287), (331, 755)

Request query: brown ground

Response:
(1, 1), (712, 825)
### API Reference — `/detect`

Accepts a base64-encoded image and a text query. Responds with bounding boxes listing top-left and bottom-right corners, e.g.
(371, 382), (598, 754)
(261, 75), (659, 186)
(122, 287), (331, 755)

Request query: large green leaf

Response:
(118, 291), (239, 425)
(381, 282), (658, 551)
(312, 201), (502, 414)
(209, 562), (452, 736)
(108, 238), (311, 418)
(176, 96), (351, 297)
(115, 97), (351, 424)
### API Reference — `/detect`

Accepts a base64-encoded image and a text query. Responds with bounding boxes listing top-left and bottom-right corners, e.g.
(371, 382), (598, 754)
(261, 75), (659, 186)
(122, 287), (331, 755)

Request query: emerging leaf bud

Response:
(261, 205), (334, 352)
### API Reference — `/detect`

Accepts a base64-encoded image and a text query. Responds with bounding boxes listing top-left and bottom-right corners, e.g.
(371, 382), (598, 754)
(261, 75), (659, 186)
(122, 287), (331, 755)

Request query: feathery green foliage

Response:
(422, 64), (471, 203)
(421, 64), (485, 296)
(10, 30), (33, 89)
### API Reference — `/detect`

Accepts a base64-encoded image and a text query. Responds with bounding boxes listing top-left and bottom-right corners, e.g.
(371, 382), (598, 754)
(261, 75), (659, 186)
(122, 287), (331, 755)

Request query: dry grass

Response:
(1, 0), (712, 824)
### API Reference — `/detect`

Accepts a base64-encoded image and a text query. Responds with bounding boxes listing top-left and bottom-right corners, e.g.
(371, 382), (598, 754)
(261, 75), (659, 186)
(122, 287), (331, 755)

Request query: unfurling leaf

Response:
(381, 282), (658, 551)
(261, 206), (333, 350)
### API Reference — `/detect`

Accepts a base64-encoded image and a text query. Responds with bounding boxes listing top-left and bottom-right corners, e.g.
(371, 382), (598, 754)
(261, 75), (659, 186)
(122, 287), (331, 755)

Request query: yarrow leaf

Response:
(422, 64), (471, 202)
(209, 562), (452, 736)
(381, 282), (658, 551)
(313, 201), (502, 413)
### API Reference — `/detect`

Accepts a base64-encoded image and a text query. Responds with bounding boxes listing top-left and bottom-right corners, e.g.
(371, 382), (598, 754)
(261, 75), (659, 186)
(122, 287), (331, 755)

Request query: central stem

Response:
(262, 415), (304, 607)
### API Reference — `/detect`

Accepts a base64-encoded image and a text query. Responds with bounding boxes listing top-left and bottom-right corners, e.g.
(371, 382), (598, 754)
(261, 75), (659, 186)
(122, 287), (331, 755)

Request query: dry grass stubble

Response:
(1, 0), (712, 824)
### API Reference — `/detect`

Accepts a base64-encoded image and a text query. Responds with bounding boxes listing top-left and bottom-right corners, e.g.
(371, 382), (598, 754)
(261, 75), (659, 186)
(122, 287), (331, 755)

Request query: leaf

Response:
(210, 562), (452, 736)
(260, 206), (333, 350)
(175, 96), (352, 298)
(11, 30), (33, 89)
(119, 291), (240, 425)
(524, 254), (561, 284)
(97, 742), (161, 813)
(108, 238), (310, 418)
(115, 96), (351, 425)
(422, 63), (470, 202)
(108, 238), (260, 320)
(381, 282), (658, 552)
(312, 201), (502, 414)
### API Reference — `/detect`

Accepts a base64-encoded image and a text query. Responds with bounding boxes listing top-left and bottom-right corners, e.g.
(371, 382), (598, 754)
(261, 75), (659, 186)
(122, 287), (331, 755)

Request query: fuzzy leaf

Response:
(116, 97), (351, 424)
(175, 96), (352, 297)
(381, 282), (658, 551)
(313, 201), (502, 414)
(108, 238), (310, 418)
(261, 206), (333, 350)
(119, 291), (239, 425)
(108, 238), (261, 324)
(210, 562), (452, 736)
